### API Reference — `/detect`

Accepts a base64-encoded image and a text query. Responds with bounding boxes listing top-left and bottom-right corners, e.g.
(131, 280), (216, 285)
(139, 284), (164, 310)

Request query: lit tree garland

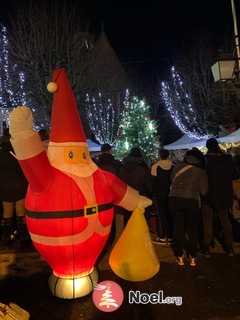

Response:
(0, 25), (29, 130)
(161, 66), (209, 140)
(115, 96), (160, 162)
(86, 89), (129, 144)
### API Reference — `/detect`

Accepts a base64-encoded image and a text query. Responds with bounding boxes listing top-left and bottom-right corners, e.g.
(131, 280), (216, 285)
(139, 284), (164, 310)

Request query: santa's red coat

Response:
(19, 149), (138, 278)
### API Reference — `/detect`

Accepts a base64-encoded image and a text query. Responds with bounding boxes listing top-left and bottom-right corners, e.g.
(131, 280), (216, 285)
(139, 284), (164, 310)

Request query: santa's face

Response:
(47, 142), (98, 177)
(64, 146), (91, 165)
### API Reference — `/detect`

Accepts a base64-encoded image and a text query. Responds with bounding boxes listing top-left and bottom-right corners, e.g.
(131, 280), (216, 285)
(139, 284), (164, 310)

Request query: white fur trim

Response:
(117, 185), (140, 211)
(48, 141), (88, 148)
(10, 131), (44, 160)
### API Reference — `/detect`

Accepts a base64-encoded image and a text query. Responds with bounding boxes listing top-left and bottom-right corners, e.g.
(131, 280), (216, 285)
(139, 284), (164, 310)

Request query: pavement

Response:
(0, 213), (240, 320)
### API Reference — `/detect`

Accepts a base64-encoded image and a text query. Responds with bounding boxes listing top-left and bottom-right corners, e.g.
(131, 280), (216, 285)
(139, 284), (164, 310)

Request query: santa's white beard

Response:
(47, 144), (98, 178)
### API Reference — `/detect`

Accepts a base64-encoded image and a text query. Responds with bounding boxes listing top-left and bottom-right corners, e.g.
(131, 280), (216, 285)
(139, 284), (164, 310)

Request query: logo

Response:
(129, 290), (182, 306)
(92, 280), (124, 312)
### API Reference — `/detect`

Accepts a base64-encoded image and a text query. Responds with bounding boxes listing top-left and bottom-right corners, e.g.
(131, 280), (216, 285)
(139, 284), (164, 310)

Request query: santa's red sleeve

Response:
(11, 131), (55, 194)
(100, 171), (140, 211)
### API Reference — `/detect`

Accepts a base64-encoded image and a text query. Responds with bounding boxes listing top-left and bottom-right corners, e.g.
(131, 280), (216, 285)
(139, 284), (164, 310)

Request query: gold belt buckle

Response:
(84, 204), (98, 218)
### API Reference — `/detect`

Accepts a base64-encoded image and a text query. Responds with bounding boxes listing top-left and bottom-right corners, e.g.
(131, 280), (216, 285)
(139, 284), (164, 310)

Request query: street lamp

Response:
(211, 0), (240, 92)
(211, 53), (236, 82)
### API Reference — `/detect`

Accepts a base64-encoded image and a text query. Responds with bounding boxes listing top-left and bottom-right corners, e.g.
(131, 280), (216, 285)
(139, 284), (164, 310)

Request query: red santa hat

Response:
(47, 68), (86, 144)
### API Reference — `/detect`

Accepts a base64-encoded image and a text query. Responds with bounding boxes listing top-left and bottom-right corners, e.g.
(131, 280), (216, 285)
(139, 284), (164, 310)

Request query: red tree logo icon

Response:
(92, 280), (124, 312)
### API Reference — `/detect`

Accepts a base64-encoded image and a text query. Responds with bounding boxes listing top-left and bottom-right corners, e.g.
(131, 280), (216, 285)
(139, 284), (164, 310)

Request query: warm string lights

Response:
(115, 96), (160, 162)
(161, 66), (209, 140)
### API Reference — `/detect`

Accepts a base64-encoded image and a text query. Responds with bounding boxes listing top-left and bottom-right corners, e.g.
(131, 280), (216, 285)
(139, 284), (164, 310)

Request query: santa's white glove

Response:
(137, 195), (153, 211)
(9, 106), (33, 137)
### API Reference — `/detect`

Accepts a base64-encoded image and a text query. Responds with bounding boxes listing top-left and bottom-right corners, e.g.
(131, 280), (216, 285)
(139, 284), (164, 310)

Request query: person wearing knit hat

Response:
(184, 149), (206, 169)
(9, 68), (153, 299)
(199, 138), (240, 257)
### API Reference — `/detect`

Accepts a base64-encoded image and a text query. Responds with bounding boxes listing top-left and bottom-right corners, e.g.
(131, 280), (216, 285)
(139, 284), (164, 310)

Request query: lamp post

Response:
(211, 0), (240, 96)
(231, 0), (240, 78)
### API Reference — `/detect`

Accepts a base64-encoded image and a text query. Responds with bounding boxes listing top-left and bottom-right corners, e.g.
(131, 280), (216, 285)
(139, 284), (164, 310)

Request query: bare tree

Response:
(166, 30), (240, 136)
(6, 0), (94, 129)
(0, 25), (28, 109)
(86, 89), (129, 145)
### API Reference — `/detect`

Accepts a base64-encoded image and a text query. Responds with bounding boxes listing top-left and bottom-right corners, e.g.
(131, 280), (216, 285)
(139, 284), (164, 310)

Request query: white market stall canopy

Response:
(164, 129), (240, 151)
(164, 134), (207, 150)
(218, 128), (240, 143)
(87, 139), (101, 151)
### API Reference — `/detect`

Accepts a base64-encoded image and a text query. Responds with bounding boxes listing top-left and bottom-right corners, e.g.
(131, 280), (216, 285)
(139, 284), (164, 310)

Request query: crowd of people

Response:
(94, 138), (240, 267)
(1, 130), (240, 268)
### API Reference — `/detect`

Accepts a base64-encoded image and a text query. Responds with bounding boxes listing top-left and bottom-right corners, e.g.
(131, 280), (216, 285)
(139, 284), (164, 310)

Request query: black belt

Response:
(25, 202), (113, 219)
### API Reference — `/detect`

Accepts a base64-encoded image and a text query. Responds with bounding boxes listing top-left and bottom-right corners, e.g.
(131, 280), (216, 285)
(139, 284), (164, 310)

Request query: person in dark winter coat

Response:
(96, 143), (123, 176)
(151, 149), (174, 245)
(168, 149), (208, 267)
(96, 143), (123, 250)
(0, 128), (29, 247)
(199, 138), (240, 257)
(119, 147), (154, 227)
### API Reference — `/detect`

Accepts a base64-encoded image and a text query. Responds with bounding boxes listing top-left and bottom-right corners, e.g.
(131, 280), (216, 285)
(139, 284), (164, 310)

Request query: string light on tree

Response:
(125, 139), (129, 150)
(0, 25), (29, 131)
(86, 89), (129, 144)
(0, 25), (29, 107)
(161, 66), (209, 140)
(115, 96), (159, 162)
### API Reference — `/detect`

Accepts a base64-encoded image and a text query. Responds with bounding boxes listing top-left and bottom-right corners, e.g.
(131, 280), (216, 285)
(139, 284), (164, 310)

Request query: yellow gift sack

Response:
(109, 207), (160, 281)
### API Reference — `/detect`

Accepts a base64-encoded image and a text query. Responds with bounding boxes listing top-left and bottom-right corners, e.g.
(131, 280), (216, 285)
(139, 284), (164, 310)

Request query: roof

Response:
(164, 134), (207, 150)
(87, 139), (101, 152)
(86, 30), (128, 90)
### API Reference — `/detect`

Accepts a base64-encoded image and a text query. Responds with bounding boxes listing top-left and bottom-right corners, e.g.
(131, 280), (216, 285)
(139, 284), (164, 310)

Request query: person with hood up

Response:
(119, 147), (154, 227)
(151, 149), (174, 245)
(168, 149), (208, 267)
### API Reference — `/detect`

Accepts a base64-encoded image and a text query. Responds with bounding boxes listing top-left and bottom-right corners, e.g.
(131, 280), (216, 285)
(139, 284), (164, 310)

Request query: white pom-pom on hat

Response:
(47, 82), (58, 93)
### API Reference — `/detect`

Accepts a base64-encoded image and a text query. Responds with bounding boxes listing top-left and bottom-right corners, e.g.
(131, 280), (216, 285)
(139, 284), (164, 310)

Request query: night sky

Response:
(0, 0), (238, 142)
(0, 0), (238, 65)
(0, 0), (238, 85)
(86, 0), (237, 65)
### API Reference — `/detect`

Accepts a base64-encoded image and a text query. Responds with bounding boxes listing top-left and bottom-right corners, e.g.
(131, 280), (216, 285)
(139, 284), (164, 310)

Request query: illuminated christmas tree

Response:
(115, 96), (159, 162)
(161, 66), (209, 140)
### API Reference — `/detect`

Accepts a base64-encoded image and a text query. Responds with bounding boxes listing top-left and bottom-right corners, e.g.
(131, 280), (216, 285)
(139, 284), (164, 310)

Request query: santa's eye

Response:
(69, 151), (74, 159)
(83, 152), (87, 159)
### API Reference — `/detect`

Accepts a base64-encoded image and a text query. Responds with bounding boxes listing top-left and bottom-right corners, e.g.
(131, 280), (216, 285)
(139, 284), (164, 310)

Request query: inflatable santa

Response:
(9, 68), (152, 299)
